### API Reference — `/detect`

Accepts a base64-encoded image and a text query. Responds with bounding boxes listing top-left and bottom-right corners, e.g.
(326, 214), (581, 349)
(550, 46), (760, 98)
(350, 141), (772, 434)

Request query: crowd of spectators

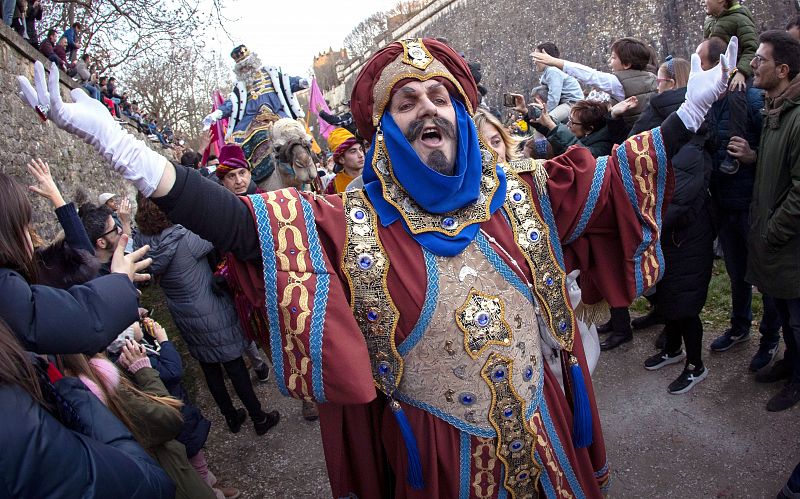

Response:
(3, 4), (181, 149)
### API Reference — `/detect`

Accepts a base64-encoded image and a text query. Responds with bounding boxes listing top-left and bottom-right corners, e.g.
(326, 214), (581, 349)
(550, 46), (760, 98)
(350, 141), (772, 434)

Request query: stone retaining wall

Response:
(0, 22), (172, 241)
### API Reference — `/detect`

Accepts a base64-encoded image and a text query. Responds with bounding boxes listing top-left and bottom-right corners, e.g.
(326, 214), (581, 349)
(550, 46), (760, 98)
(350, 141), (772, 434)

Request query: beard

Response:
(404, 116), (457, 175)
(233, 53), (263, 84)
(425, 150), (453, 175)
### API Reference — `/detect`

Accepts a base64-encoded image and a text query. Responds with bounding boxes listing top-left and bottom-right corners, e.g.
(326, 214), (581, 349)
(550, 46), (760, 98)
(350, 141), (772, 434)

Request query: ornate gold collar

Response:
(370, 132), (500, 236)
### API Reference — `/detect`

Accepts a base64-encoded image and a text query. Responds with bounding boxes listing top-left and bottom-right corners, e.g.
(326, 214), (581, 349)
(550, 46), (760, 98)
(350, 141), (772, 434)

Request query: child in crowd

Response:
(532, 37), (658, 129)
(703, 0), (759, 173)
(530, 42), (585, 123)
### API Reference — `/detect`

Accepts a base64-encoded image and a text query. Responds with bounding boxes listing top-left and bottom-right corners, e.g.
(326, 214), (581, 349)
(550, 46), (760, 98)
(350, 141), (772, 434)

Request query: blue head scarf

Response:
(362, 97), (506, 256)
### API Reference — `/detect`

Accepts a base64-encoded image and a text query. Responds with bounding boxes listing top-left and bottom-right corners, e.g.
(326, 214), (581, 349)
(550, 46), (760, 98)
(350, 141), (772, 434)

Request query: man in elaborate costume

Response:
(202, 44), (309, 182)
(19, 35), (736, 498)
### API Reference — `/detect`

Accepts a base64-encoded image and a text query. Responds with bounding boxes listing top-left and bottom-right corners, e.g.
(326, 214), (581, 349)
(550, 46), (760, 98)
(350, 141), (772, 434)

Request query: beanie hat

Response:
(215, 144), (250, 179)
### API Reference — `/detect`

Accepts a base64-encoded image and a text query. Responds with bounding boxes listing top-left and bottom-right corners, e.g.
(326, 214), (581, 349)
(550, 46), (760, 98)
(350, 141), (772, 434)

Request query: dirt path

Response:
(187, 325), (798, 498)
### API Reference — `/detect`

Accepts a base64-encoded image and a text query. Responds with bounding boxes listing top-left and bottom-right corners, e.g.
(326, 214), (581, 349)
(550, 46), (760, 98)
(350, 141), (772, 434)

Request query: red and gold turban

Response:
(350, 38), (479, 139)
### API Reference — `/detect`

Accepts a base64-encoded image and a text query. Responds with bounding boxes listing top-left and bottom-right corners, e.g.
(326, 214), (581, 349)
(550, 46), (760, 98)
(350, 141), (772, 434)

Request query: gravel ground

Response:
(190, 323), (798, 498)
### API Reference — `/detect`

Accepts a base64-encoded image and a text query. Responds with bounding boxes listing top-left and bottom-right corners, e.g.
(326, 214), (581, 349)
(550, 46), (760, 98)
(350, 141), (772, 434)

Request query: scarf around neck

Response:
(362, 98), (506, 256)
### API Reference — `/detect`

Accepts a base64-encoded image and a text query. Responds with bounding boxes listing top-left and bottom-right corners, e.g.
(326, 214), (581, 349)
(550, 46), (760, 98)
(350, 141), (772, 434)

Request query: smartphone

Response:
(502, 93), (516, 108)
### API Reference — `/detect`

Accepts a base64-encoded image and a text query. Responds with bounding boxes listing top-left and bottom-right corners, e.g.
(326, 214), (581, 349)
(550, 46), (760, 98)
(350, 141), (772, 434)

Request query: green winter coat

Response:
(546, 116), (629, 159)
(746, 75), (800, 299)
(125, 367), (217, 499)
(703, 2), (758, 77)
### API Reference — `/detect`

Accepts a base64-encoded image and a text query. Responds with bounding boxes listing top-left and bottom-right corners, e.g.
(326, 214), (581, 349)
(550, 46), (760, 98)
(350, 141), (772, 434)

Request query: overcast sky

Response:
(207, 0), (399, 78)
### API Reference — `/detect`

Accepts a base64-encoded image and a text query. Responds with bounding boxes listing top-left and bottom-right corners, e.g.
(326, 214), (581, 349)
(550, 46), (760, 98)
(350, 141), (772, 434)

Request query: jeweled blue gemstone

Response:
(512, 192), (522, 202)
(502, 407), (514, 419)
(378, 361), (391, 375)
(518, 471), (529, 480)
(367, 310), (379, 322)
(559, 321), (568, 332)
(291, 306), (297, 313)
(354, 210), (365, 220)
(524, 366), (533, 381)
(476, 312), (491, 327)
(510, 439), (524, 452)
(546, 277), (554, 286)
(441, 217), (456, 229)
(530, 230), (540, 241)
(492, 366), (507, 382)
(358, 255), (373, 269)
(459, 392), (476, 406)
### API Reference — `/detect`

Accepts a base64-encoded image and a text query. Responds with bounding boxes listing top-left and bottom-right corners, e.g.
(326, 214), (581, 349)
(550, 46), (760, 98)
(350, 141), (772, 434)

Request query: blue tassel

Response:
(569, 356), (593, 448)
(390, 400), (424, 489)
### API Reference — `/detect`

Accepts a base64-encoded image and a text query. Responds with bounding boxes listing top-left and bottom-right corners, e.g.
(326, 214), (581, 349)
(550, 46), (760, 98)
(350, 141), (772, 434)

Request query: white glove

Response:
(201, 109), (223, 130)
(17, 61), (166, 197)
(676, 36), (738, 132)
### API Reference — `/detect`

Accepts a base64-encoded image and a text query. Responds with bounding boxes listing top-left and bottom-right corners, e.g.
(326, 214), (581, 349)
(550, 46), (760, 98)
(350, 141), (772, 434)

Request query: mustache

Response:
(404, 116), (456, 142)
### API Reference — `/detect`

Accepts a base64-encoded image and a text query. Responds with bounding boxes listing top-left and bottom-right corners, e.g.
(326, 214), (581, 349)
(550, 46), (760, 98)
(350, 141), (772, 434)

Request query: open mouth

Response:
(420, 126), (443, 146)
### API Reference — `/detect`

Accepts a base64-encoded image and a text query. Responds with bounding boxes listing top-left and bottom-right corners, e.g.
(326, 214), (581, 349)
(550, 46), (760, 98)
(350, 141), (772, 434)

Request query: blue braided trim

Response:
(536, 190), (565, 269)
(299, 196), (328, 403)
(535, 451), (557, 498)
(652, 127), (668, 275)
(497, 468), (508, 499)
(615, 141), (650, 297)
(459, 431), (471, 499)
(398, 249), (439, 356)
(594, 462), (609, 478)
(393, 391), (496, 438)
(249, 193), (289, 397)
(565, 156), (608, 244)
(475, 232), (534, 304)
(540, 400), (585, 498)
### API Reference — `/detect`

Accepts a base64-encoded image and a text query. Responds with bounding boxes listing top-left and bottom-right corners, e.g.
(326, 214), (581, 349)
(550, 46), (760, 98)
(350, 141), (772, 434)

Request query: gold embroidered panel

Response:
(456, 288), (513, 360)
(397, 242), (542, 436)
(371, 133), (499, 237)
(481, 353), (541, 499)
(341, 190), (403, 395)
(503, 169), (575, 351)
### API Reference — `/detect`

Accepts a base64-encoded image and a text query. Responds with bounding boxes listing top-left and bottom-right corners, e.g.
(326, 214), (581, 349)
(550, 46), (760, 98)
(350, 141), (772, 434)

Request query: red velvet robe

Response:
(234, 129), (672, 498)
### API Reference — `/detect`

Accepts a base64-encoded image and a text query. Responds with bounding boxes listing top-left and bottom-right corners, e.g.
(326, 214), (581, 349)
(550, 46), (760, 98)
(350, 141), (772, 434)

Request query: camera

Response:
(527, 104), (542, 120)
(502, 93), (516, 108)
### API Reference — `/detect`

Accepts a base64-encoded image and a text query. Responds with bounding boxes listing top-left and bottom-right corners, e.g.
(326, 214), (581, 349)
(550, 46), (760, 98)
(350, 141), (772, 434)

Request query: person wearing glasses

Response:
(80, 202), (124, 276)
(728, 31), (800, 412)
(521, 96), (636, 159)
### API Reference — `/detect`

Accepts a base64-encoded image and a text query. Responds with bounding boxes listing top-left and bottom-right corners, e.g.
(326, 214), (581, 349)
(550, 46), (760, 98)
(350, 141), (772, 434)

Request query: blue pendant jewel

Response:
(441, 217), (457, 230)
(475, 311), (491, 327)
(367, 309), (379, 322)
(357, 253), (374, 270)
(350, 208), (367, 223)
(377, 361), (392, 376)
(458, 392), (477, 406)
(509, 439), (524, 452)
(491, 365), (508, 382)
(523, 366), (533, 382)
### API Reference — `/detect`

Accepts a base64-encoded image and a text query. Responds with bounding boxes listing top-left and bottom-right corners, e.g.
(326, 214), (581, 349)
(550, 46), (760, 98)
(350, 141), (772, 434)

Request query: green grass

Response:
(629, 258), (760, 331)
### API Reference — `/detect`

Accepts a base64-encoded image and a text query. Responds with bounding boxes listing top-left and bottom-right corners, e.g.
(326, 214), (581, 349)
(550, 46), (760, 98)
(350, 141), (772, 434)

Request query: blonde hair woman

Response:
(473, 108), (522, 163)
